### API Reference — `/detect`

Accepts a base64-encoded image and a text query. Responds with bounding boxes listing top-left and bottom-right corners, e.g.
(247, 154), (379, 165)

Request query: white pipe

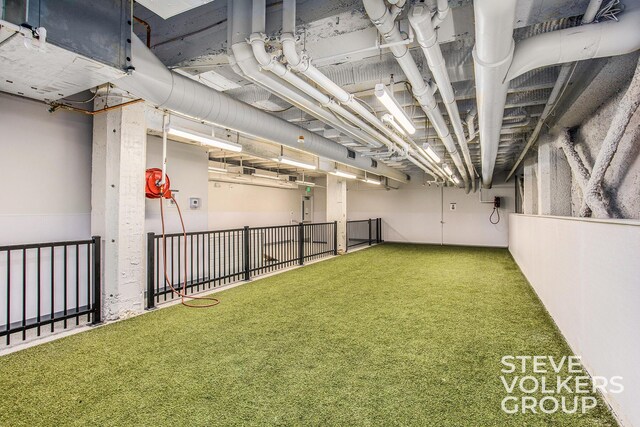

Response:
(278, 0), (447, 181)
(160, 113), (168, 186)
(466, 106), (477, 141)
(503, 7), (640, 181)
(245, 0), (424, 157)
(409, 3), (475, 193)
(246, 1), (390, 151)
(282, 33), (409, 152)
(581, 0), (604, 24)
(114, 37), (408, 183)
(227, 0), (380, 152)
(507, 7), (640, 81)
(472, 0), (517, 188)
(432, 0), (450, 27)
(363, 0), (468, 189)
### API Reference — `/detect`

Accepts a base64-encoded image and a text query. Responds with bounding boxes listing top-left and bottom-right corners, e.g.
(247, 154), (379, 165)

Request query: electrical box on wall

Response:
(166, 189), (178, 207)
(189, 198), (201, 209)
(450, 203), (457, 211)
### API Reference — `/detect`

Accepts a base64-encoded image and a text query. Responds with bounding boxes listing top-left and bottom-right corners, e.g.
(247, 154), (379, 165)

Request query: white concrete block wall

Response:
(509, 214), (640, 427)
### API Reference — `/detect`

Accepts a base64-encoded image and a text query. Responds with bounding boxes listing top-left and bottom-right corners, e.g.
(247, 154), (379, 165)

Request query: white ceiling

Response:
(135, 0), (216, 19)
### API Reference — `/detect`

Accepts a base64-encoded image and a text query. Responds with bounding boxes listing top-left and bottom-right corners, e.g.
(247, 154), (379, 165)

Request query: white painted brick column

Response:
(326, 174), (347, 253)
(91, 94), (147, 320)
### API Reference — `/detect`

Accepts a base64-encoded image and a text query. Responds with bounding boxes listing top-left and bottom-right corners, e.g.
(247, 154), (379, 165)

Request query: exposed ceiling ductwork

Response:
(3, 0), (637, 187)
(113, 35), (409, 183)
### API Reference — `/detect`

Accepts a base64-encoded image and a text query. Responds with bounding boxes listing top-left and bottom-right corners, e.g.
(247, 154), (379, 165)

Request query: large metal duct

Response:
(114, 36), (409, 183)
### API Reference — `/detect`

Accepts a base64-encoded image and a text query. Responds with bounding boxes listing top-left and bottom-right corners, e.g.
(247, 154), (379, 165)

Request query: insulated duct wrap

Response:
(116, 37), (409, 182)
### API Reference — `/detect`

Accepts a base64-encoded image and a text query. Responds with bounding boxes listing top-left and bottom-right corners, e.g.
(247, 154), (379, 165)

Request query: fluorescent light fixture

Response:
(422, 143), (441, 163)
(208, 166), (228, 173)
(452, 176), (460, 185)
(374, 83), (416, 135)
(168, 127), (242, 152)
(442, 163), (453, 176)
(382, 114), (406, 135)
(361, 177), (382, 185)
(296, 180), (316, 187)
(274, 156), (317, 170)
(329, 169), (357, 179)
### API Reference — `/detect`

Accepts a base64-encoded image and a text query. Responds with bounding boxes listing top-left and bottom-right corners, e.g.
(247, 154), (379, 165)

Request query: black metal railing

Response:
(347, 218), (382, 250)
(0, 236), (101, 345)
(146, 222), (337, 308)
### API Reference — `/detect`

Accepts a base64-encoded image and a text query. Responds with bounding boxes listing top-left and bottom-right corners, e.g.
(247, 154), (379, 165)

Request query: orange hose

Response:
(159, 193), (220, 308)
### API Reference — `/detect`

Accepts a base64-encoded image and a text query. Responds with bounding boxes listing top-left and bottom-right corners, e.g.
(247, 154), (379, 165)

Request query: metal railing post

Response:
(368, 218), (372, 245)
(91, 236), (102, 325)
(333, 221), (338, 255)
(244, 226), (251, 280)
(298, 222), (305, 265)
(146, 233), (155, 309)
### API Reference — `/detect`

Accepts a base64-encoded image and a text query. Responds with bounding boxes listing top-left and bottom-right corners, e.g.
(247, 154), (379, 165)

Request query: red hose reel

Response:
(145, 168), (172, 199)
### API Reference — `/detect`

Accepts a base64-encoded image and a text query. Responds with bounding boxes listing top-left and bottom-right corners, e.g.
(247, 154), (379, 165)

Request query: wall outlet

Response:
(189, 197), (201, 209)
(450, 203), (457, 211)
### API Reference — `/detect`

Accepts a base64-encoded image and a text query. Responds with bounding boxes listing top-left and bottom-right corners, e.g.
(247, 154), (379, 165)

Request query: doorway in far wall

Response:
(301, 195), (314, 223)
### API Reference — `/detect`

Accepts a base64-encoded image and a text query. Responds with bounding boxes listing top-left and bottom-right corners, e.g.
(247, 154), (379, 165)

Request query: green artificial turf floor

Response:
(0, 244), (616, 426)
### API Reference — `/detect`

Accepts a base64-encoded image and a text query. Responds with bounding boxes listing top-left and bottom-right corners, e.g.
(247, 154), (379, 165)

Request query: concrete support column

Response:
(523, 155), (538, 215)
(91, 94), (147, 320)
(326, 174), (347, 253)
(537, 138), (572, 216)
